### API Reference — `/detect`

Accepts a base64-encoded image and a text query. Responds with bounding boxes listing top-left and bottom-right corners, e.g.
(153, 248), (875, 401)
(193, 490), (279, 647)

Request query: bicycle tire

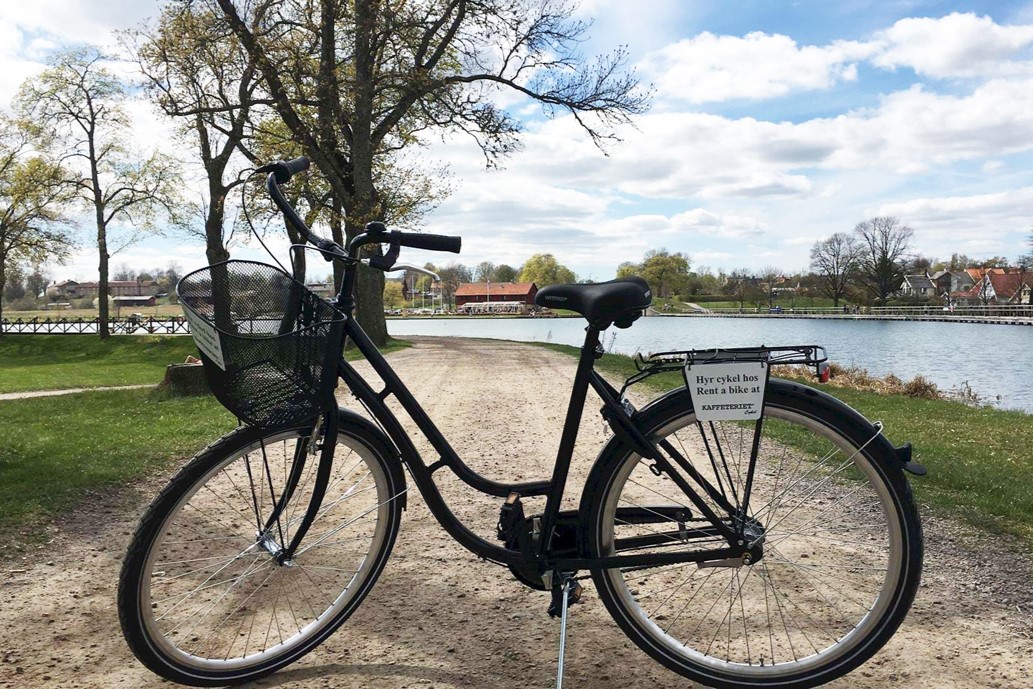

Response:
(583, 379), (922, 689)
(118, 417), (405, 686)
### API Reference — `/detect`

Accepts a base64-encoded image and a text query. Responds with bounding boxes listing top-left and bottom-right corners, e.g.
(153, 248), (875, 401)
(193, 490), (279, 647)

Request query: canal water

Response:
(388, 317), (1033, 413)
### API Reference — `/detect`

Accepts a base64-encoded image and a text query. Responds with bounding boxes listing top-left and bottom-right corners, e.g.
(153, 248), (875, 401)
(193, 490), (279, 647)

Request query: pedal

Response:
(496, 492), (524, 546)
(547, 576), (583, 618)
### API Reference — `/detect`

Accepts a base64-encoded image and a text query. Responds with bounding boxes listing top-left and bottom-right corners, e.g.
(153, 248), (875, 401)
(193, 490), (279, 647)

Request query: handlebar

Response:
(366, 226), (462, 254)
(260, 157), (461, 267)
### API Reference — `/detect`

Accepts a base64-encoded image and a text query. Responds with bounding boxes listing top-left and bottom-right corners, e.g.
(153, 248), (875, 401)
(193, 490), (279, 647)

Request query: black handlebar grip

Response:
(396, 232), (462, 254)
(264, 156), (310, 184)
(283, 156), (310, 175)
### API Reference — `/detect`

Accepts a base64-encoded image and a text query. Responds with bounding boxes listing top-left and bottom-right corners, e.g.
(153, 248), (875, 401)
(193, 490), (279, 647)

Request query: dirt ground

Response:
(1, 336), (1030, 689)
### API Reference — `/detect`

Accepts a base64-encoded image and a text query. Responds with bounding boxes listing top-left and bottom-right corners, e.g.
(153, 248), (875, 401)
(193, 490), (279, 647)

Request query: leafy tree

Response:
(758, 266), (781, 309)
(809, 233), (860, 307)
(519, 253), (576, 286)
(213, 0), (648, 346)
(437, 262), (473, 309)
(977, 256), (1010, 269)
(854, 217), (913, 306)
(617, 249), (690, 298)
(726, 268), (758, 310)
(645, 250), (691, 298)
(129, 2), (262, 267)
(615, 261), (638, 279)
(1016, 231), (1032, 305)
(475, 261), (495, 283)
(18, 48), (181, 338)
(26, 266), (50, 300)
(493, 264), (518, 282)
(0, 120), (74, 327)
(383, 280), (405, 309)
(113, 265), (137, 282)
(3, 262), (25, 301)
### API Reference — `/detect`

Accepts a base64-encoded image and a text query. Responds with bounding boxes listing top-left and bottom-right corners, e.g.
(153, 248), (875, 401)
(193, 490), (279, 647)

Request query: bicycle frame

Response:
(265, 171), (748, 575)
(336, 313), (745, 573)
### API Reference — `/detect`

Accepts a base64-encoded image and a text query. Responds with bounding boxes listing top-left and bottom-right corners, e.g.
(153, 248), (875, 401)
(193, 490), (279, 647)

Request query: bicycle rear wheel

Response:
(584, 380), (922, 689)
(119, 419), (404, 686)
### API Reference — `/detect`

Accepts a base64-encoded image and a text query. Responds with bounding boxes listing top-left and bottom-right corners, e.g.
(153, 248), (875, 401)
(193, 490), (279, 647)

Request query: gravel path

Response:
(0, 336), (1030, 688)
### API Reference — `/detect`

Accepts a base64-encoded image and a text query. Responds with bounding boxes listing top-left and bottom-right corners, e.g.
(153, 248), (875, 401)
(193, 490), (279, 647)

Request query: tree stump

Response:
(161, 363), (210, 397)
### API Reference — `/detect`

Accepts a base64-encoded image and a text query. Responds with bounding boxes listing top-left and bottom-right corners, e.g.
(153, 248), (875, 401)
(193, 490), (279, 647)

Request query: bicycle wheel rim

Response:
(596, 404), (907, 681)
(136, 429), (393, 674)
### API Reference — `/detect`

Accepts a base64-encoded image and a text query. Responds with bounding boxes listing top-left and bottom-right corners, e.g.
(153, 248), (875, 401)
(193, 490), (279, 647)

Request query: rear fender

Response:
(576, 378), (919, 548)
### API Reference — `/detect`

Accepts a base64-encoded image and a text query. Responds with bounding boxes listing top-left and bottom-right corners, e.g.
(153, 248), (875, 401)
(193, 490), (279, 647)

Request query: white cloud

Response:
(641, 32), (871, 104)
(871, 12), (1033, 78)
(872, 186), (1033, 257)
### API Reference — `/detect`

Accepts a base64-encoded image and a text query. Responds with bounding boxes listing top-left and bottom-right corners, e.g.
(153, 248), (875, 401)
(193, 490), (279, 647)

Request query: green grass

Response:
(0, 339), (624, 543)
(5, 304), (184, 319)
(0, 389), (236, 541)
(0, 337), (413, 543)
(0, 335), (412, 393)
(536, 341), (1033, 546)
(0, 335), (199, 393)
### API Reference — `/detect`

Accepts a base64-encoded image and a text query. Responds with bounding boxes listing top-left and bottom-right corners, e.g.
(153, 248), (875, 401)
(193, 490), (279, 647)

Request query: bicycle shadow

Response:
(241, 662), (476, 687)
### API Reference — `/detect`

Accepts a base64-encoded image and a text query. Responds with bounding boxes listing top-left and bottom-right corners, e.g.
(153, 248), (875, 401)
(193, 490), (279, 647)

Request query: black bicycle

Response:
(118, 158), (924, 689)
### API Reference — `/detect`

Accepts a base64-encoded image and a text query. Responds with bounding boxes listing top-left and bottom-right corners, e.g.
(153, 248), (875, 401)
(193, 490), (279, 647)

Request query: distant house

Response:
(48, 279), (159, 299)
(930, 270), (974, 295)
(48, 280), (80, 299)
(953, 269), (1032, 305)
(898, 273), (936, 299)
(454, 282), (538, 312)
(113, 295), (157, 308)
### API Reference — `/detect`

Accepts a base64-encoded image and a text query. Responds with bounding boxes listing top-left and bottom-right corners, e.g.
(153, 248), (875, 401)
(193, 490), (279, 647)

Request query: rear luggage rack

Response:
(622, 345), (829, 396)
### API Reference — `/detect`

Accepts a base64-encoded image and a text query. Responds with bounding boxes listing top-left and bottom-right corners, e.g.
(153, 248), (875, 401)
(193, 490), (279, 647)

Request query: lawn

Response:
(3, 304), (184, 320)
(538, 342), (1033, 547)
(0, 335), (413, 543)
(0, 388), (236, 540)
(0, 334), (412, 393)
(0, 335), (199, 393)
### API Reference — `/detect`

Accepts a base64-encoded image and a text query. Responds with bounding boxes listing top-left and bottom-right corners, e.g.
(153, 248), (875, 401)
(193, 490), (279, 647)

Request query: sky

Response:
(3, 0), (1033, 283)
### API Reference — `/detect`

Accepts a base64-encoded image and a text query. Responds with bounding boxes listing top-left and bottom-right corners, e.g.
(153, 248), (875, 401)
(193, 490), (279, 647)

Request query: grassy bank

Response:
(0, 335), (198, 393)
(0, 336), (412, 544)
(0, 388), (235, 543)
(537, 342), (1033, 546)
(0, 335), (412, 393)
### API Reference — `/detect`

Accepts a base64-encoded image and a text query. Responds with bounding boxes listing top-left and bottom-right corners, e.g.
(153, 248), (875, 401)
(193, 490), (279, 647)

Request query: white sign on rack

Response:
(685, 361), (767, 422)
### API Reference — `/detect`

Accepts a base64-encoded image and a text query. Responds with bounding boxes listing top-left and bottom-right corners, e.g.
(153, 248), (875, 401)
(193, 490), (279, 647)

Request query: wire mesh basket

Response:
(177, 260), (345, 428)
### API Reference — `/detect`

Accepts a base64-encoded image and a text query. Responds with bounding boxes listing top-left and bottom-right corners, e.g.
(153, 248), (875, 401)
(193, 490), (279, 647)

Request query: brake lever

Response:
(384, 263), (440, 281)
(368, 242), (400, 271)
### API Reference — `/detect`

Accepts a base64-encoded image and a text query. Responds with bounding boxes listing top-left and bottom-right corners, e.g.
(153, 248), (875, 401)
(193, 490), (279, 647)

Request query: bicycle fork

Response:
(258, 411), (340, 563)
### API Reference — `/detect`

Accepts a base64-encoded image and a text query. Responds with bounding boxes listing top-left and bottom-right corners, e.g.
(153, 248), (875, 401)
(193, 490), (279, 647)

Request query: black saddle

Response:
(534, 277), (652, 329)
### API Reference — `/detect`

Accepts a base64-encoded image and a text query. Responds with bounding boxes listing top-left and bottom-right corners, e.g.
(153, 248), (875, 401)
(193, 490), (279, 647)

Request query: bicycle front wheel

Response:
(584, 380), (922, 689)
(119, 420), (404, 686)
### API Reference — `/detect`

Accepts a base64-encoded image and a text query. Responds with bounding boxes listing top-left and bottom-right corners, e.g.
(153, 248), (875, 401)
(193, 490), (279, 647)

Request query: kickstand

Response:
(555, 576), (573, 689)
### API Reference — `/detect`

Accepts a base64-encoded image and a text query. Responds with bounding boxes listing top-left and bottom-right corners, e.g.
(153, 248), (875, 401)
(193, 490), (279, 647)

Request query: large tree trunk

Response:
(348, 0), (388, 346)
(98, 225), (110, 339)
(0, 258), (6, 334)
(204, 181), (230, 266)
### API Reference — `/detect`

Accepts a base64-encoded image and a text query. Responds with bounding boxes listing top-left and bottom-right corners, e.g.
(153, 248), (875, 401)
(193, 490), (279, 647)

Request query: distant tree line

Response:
(606, 218), (1033, 311)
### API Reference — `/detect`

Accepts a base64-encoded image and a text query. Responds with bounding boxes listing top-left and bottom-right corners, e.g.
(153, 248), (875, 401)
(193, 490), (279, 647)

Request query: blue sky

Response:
(3, 0), (1033, 283)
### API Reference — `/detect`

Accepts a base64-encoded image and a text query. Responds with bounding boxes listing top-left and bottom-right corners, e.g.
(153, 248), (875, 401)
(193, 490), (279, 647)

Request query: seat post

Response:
(537, 327), (602, 559)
